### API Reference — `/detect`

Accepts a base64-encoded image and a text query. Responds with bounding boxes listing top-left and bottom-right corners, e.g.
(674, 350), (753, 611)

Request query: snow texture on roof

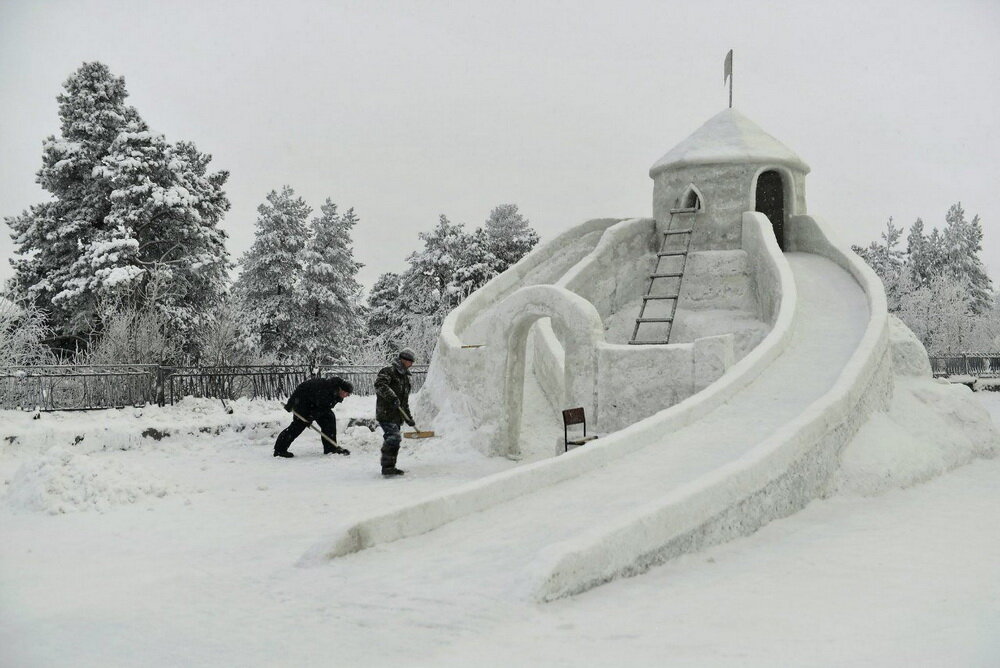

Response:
(650, 108), (810, 176)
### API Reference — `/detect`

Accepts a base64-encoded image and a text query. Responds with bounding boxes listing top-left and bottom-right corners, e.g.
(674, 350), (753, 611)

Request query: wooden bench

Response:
(562, 407), (599, 453)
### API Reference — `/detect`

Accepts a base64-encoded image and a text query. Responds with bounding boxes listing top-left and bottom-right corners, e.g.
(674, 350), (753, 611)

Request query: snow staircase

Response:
(629, 208), (698, 345)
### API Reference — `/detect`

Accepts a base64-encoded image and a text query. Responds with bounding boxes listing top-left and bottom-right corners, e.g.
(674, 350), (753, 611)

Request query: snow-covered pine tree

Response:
(233, 187), (311, 357)
(484, 203), (539, 273)
(941, 203), (992, 313)
(366, 272), (405, 341)
(4, 62), (231, 346)
(851, 218), (906, 310)
(905, 218), (943, 289)
(449, 227), (497, 302)
(403, 214), (470, 314)
(294, 200), (364, 363)
(5, 62), (138, 335)
(80, 123), (231, 339)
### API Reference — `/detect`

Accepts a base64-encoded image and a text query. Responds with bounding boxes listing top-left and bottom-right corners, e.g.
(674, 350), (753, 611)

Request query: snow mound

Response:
(6, 447), (168, 514)
(829, 378), (1000, 497)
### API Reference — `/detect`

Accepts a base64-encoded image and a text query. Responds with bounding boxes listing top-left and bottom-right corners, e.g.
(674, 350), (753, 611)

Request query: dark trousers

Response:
(275, 409), (337, 454)
(379, 421), (401, 470)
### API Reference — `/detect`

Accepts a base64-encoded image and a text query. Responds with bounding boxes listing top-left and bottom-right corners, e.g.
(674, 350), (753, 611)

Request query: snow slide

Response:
(303, 214), (902, 599)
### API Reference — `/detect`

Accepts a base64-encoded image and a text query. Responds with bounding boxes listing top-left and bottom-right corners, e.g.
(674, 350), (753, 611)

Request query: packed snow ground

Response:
(1, 391), (998, 666)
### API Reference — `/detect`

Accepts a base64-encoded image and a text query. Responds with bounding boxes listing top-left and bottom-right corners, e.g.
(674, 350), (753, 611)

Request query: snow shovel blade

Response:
(398, 408), (436, 438)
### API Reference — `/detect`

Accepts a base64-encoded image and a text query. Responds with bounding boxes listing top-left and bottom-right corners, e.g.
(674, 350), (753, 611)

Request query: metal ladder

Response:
(629, 208), (698, 345)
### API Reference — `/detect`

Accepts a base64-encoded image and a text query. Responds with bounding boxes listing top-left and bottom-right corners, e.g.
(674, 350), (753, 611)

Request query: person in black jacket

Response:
(374, 348), (417, 476)
(273, 376), (354, 458)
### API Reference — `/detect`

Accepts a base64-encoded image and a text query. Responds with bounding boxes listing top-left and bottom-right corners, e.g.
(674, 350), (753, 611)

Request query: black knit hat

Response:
(340, 379), (354, 394)
(398, 348), (417, 362)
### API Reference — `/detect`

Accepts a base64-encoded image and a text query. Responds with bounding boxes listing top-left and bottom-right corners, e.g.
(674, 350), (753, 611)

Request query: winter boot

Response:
(273, 450), (294, 458)
(324, 445), (351, 456)
(381, 467), (405, 477)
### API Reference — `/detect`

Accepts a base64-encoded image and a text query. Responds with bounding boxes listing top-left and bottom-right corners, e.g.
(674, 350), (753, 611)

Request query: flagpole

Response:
(724, 49), (734, 109)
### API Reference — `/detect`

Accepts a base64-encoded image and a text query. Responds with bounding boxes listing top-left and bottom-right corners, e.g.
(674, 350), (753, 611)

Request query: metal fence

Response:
(0, 365), (161, 411)
(928, 354), (1000, 378)
(0, 363), (429, 411)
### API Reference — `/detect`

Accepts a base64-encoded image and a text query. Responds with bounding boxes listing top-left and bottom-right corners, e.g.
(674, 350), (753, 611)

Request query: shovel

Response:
(399, 407), (435, 439)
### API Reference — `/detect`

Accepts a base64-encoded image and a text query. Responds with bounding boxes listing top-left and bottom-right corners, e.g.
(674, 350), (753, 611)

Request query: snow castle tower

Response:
(649, 108), (810, 252)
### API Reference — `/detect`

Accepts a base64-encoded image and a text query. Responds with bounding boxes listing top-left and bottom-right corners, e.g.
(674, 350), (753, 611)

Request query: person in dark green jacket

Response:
(374, 348), (417, 476)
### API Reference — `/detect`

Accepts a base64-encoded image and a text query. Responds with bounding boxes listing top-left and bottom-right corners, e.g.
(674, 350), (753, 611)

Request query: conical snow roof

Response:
(650, 108), (809, 177)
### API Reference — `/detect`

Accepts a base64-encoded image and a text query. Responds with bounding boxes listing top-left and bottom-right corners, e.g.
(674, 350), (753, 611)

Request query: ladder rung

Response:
(656, 251), (687, 257)
(642, 295), (677, 301)
(664, 229), (693, 235)
(635, 317), (674, 323)
(628, 340), (671, 345)
(649, 272), (682, 278)
(669, 207), (700, 214)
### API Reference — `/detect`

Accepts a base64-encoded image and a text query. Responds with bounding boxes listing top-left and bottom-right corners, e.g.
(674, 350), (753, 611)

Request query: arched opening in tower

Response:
(755, 170), (785, 250)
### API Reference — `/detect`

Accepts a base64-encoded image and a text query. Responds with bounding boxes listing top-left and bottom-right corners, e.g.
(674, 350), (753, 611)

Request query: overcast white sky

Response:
(1, 0), (998, 292)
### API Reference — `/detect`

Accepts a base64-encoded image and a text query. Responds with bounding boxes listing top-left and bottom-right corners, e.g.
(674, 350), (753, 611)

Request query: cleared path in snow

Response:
(273, 252), (869, 653)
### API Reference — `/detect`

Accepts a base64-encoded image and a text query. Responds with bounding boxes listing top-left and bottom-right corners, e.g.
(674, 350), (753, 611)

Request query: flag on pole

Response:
(724, 49), (733, 84)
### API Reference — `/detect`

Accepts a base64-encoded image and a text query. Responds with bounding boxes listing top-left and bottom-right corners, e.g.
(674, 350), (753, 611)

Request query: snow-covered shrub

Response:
(194, 303), (255, 366)
(83, 301), (181, 365)
(0, 297), (55, 366)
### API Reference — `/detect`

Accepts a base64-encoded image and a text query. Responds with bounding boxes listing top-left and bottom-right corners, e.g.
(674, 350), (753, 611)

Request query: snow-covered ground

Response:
(1, 393), (998, 666)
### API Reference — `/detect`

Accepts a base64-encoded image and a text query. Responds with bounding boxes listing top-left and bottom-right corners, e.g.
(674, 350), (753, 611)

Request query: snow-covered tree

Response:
(854, 203), (996, 354)
(233, 187), (311, 357)
(5, 62), (137, 334)
(366, 272), (405, 340)
(906, 219), (942, 289)
(897, 275), (978, 355)
(484, 203), (539, 273)
(941, 203), (992, 313)
(78, 123), (231, 338)
(361, 205), (540, 363)
(403, 214), (470, 314)
(294, 200), (364, 363)
(4, 61), (230, 345)
(449, 227), (497, 302)
(851, 218), (906, 311)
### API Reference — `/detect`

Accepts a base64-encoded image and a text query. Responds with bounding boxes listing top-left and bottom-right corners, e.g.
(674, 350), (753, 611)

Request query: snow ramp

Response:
(303, 213), (892, 601)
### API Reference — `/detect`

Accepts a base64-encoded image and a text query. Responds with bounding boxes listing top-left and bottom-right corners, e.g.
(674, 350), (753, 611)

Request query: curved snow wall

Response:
(533, 213), (892, 600)
(304, 213), (795, 567)
(416, 218), (622, 440)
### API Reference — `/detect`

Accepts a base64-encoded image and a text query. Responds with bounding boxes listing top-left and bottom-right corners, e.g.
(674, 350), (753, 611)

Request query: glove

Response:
(405, 415), (416, 428)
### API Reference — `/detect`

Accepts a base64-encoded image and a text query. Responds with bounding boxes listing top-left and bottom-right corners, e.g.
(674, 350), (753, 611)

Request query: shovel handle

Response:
(399, 407), (418, 428)
(290, 408), (338, 447)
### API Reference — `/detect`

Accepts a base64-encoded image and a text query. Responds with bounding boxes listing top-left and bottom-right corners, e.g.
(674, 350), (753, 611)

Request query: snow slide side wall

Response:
(532, 212), (891, 601)
(302, 214), (795, 564)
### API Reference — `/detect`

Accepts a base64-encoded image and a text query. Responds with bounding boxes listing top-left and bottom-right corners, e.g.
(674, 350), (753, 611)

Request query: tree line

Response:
(2, 62), (538, 366)
(852, 204), (999, 355)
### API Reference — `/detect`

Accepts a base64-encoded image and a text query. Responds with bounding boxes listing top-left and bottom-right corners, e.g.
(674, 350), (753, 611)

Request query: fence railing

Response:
(928, 354), (1000, 378)
(0, 364), (429, 411)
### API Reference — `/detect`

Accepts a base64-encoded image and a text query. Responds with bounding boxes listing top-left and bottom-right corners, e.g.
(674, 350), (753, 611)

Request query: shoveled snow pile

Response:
(829, 378), (1000, 497)
(340, 425), (384, 451)
(6, 446), (168, 514)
